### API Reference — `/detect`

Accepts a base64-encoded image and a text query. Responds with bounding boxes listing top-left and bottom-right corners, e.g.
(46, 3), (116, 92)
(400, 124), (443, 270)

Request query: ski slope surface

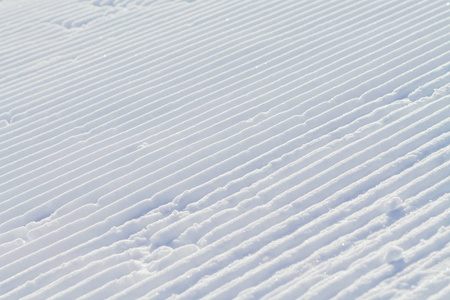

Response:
(0, 0), (449, 299)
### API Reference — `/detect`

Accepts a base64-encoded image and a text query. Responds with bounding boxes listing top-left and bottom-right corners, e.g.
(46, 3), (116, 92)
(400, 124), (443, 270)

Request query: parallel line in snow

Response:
(0, 11), (446, 204)
(1, 0), (448, 298)
(15, 99), (444, 296)
(0, 0), (292, 87)
(0, 0), (365, 141)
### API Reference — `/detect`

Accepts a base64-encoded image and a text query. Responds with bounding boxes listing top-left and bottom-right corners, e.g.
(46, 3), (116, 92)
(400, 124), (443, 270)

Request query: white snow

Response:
(384, 245), (404, 264)
(0, 0), (449, 299)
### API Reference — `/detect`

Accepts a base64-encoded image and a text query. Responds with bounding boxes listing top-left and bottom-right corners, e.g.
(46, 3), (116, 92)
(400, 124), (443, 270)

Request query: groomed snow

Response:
(0, 0), (449, 299)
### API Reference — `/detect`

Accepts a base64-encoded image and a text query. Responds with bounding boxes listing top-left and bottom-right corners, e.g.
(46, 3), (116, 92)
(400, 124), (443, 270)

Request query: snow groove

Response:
(0, 0), (449, 299)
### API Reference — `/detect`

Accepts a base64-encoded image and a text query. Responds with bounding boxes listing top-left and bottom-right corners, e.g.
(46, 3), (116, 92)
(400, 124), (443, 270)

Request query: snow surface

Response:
(0, 0), (449, 299)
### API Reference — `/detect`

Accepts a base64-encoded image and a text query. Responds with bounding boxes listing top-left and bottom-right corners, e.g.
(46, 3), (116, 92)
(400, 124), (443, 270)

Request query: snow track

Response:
(0, 0), (449, 299)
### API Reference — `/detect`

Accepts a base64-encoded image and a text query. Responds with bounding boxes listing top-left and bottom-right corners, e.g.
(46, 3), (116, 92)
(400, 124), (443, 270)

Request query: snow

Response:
(0, 0), (449, 299)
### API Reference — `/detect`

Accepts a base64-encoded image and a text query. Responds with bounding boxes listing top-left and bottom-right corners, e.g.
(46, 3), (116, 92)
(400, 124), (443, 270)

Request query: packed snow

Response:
(0, 0), (449, 299)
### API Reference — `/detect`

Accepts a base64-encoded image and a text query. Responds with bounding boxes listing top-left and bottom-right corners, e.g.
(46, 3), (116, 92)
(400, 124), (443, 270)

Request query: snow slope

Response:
(0, 0), (449, 299)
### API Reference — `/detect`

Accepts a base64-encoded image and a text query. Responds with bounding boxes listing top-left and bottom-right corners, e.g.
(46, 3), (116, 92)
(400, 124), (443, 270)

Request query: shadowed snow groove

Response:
(0, 0), (449, 299)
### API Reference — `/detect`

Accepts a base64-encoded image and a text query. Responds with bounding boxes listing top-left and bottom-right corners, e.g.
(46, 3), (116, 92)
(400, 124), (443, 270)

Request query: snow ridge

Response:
(0, 0), (449, 299)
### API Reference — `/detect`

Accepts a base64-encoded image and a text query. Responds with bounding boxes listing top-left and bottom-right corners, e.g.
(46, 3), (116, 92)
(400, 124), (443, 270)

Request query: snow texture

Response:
(0, 0), (449, 299)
